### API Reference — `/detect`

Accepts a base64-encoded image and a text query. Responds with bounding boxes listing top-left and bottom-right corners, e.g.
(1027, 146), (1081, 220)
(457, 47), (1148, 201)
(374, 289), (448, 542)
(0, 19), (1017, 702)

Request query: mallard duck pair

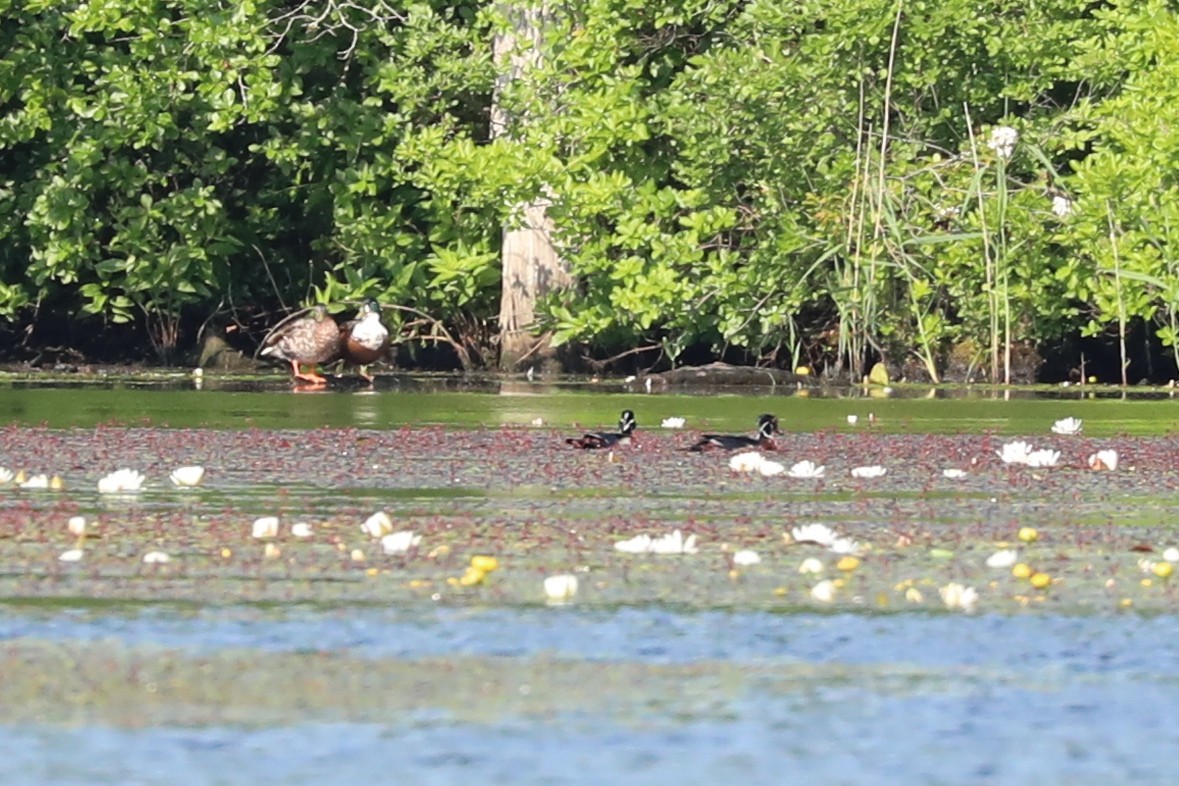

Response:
(260, 300), (390, 386)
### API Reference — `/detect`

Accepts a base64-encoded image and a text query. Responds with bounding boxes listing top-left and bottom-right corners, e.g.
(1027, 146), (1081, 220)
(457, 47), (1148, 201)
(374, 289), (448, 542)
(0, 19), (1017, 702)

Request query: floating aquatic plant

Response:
(732, 549), (760, 567)
(1050, 417), (1083, 436)
(252, 517), (280, 539)
(1024, 449), (1061, 468)
(543, 574), (579, 603)
(939, 582), (978, 612)
(661, 417), (686, 429)
(810, 580), (836, 603)
(1088, 449), (1119, 471)
(381, 531), (421, 555)
(98, 468), (145, 494)
(728, 452), (764, 473)
(362, 511), (394, 538)
(787, 460), (825, 479)
(169, 466), (206, 487)
(985, 549), (1019, 568)
(850, 465), (887, 479)
(996, 441), (1034, 465)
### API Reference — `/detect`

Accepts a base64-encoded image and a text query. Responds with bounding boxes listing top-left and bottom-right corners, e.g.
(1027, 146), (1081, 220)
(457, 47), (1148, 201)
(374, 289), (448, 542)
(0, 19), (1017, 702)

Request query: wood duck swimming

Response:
(259, 304), (343, 386)
(339, 299), (391, 382)
(566, 409), (637, 449)
(688, 413), (782, 451)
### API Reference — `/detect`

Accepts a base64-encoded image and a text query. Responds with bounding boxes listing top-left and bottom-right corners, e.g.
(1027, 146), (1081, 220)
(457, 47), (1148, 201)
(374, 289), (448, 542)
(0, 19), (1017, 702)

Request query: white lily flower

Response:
(614, 534), (653, 554)
(787, 460), (826, 479)
(846, 415), (858, 425)
(732, 549), (761, 566)
(830, 537), (862, 555)
(169, 465), (206, 487)
(1164, 547), (1179, 563)
(996, 441), (1033, 465)
(530, 417), (545, 427)
(142, 551), (171, 564)
(1024, 449), (1061, 468)
(543, 574), (579, 603)
(362, 511), (394, 538)
(68, 516), (87, 537)
(939, 582), (979, 612)
(252, 516), (280, 539)
(798, 557), (824, 574)
(661, 417), (686, 429)
(987, 125), (1019, 159)
(21, 474), (49, 490)
(942, 468), (968, 479)
(810, 580), (837, 603)
(1088, 449), (1119, 471)
(1050, 417), (1082, 436)
(985, 549), (1018, 568)
(0, 468), (12, 484)
(904, 587), (924, 603)
(850, 465), (887, 479)
(381, 530), (421, 555)
(97, 468), (145, 494)
(757, 459), (785, 477)
(59, 548), (84, 563)
(291, 522), (314, 539)
(791, 524), (838, 547)
(729, 451), (764, 473)
(649, 529), (699, 555)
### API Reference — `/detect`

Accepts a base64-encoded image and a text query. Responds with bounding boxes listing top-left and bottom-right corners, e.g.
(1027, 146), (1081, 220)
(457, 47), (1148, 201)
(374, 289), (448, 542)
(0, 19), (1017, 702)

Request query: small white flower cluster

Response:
(987, 125), (1019, 159)
(1051, 194), (1073, 217)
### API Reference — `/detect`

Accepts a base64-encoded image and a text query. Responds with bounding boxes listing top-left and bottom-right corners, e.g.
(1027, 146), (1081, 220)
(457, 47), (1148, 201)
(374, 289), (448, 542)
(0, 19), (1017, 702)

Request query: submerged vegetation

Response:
(2, 0), (1179, 381)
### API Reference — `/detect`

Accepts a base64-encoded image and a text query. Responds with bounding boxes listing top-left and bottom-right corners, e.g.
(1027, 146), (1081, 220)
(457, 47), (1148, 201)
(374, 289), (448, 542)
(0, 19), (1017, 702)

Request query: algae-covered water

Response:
(2, 379), (1179, 784)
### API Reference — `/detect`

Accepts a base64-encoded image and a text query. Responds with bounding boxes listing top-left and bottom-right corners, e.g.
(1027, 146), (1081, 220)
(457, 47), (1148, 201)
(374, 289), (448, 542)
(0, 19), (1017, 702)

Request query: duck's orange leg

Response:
(290, 361), (327, 385)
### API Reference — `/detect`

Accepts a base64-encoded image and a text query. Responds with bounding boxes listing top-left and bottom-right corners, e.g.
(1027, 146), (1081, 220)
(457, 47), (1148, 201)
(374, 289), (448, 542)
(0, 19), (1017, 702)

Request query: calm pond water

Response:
(1, 380), (1178, 784)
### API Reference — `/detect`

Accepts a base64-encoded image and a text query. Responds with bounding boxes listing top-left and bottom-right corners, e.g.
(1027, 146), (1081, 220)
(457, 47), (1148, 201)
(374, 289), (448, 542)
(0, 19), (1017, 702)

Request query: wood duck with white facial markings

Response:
(566, 410), (637, 449)
(688, 413), (782, 451)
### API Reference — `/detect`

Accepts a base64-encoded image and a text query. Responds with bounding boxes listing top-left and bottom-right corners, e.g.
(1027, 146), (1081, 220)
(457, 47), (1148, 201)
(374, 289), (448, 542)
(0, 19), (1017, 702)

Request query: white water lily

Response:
(787, 460), (826, 479)
(846, 415), (858, 425)
(169, 465), (206, 487)
(798, 557), (824, 574)
(291, 522), (314, 539)
(791, 524), (839, 547)
(1050, 417), (1083, 436)
(142, 551), (171, 564)
(381, 530), (421, 555)
(1138, 558), (1158, 574)
(361, 511), (394, 538)
(985, 549), (1019, 568)
(661, 417), (686, 429)
(732, 549), (761, 567)
(543, 574), (579, 603)
(614, 534), (653, 554)
(757, 459), (785, 477)
(1024, 449), (1061, 468)
(996, 440), (1034, 465)
(21, 474), (49, 490)
(904, 587), (924, 604)
(650, 529), (698, 555)
(942, 468), (968, 479)
(830, 537), (862, 555)
(59, 548), (84, 562)
(729, 451), (764, 473)
(810, 580), (837, 603)
(1164, 547), (1179, 563)
(1088, 449), (1119, 471)
(850, 465), (887, 479)
(97, 468), (145, 494)
(0, 468), (12, 484)
(252, 516), (280, 539)
(530, 417), (545, 427)
(939, 582), (979, 612)
(68, 516), (87, 537)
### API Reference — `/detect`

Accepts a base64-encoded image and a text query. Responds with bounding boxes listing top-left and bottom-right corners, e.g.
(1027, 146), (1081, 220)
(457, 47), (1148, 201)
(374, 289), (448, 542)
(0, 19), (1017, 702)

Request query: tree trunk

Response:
(492, 3), (571, 371)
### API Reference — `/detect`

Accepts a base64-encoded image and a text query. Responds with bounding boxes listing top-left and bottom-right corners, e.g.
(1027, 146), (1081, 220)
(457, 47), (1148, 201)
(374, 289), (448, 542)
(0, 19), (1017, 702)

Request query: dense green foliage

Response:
(0, 0), (1176, 379)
